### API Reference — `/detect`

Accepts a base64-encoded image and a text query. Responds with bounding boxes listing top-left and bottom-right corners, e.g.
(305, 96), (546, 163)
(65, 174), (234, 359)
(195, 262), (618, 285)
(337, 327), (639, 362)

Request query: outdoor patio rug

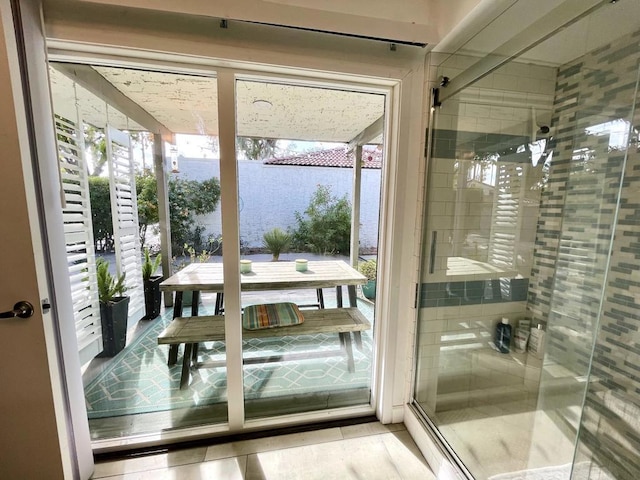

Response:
(84, 300), (374, 418)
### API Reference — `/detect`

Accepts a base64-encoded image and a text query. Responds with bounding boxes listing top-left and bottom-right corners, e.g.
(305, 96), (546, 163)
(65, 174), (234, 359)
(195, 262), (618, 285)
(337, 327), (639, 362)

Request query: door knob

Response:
(0, 301), (34, 319)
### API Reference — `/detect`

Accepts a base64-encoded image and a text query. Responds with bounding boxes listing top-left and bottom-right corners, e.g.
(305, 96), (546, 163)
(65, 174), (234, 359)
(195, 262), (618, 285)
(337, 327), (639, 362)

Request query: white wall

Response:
(177, 157), (382, 250)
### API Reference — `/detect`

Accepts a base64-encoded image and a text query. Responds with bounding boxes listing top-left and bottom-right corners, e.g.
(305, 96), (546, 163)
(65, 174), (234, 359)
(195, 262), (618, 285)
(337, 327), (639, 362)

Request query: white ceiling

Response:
(449, 0), (639, 66)
(75, 0), (483, 46)
(49, 66), (386, 142)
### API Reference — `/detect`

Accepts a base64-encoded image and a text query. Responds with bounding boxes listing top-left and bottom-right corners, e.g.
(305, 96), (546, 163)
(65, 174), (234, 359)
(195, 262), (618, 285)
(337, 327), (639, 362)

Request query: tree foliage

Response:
(84, 125), (107, 176)
(291, 185), (351, 255)
(89, 176), (114, 252)
(136, 171), (159, 248)
(167, 175), (221, 252)
(237, 137), (279, 160)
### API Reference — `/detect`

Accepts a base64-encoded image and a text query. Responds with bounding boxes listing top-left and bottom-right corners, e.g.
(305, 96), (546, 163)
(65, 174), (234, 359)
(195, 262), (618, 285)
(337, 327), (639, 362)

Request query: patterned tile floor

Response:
(83, 289), (375, 422)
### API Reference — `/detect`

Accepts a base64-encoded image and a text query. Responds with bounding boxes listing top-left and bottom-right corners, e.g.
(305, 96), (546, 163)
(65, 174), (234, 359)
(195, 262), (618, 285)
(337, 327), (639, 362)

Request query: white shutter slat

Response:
(107, 126), (144, 319)
(55, 113), (102, 360)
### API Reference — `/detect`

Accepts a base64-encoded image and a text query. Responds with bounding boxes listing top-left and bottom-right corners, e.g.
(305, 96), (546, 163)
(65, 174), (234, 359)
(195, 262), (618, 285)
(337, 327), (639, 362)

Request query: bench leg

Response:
(336, 286), (343, 308)
(354, 331), (363, 351)
(180, 343), (193, 389)
(168, 292), (184, 366)
(339, 332), (355, 373)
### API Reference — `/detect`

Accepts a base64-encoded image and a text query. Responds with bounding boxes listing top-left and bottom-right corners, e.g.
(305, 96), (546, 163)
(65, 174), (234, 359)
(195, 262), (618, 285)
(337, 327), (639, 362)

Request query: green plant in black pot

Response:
(358, 259), (377, 300)
(142, 247), (163, 320)
(262, 228), (291, 261)
(96, 257), (129, 357)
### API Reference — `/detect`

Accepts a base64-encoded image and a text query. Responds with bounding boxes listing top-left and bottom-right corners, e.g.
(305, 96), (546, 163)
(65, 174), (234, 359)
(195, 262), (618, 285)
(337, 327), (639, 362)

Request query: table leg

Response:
(190, 291), (201, 356)
(180, 342), (193, 389)
(339, 332), (355, 373)
(191, 291), (200, 316)
(336, 286), (343, 308)
(316, 288), (325, 309)
(214, 292), (224, 315)
(168, 291), (184, 366)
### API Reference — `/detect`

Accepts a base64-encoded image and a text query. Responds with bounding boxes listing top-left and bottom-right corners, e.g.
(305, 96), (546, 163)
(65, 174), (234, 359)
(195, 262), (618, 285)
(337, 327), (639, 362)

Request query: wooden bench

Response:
(158, 307), (371, 389)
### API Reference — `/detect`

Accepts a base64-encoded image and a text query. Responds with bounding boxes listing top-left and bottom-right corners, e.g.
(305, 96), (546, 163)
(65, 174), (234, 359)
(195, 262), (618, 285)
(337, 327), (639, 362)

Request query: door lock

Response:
(0, 301), (34, 319)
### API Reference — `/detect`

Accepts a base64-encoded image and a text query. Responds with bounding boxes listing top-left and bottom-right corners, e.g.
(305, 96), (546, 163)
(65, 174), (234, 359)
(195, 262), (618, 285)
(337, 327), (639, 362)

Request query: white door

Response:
(0, 1), (92, 478)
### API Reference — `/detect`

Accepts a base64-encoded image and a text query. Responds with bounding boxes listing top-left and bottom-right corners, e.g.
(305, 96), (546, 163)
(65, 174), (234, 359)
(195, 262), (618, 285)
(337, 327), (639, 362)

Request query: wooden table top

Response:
(160, 260), (367, 292)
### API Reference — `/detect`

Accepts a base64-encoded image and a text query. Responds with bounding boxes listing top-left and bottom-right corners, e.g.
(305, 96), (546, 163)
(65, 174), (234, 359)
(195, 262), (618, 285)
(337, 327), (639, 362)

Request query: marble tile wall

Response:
(527, 29), (640, 479)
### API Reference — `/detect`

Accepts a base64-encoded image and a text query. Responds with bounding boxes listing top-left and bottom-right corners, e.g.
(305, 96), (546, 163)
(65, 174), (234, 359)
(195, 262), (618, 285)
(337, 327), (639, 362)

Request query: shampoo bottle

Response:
(495, 317), (512, 353)
(528, 324), (546, 359)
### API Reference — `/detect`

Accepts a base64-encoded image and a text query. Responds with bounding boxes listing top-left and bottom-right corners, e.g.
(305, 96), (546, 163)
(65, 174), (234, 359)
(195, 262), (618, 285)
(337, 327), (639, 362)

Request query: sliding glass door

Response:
(50, 62), (386, 441)
(413, 1), (640, 478)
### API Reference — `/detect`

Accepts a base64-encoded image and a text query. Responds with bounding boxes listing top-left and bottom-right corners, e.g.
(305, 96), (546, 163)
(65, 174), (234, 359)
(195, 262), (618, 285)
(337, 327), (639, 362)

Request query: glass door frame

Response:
(217, 67), (395, 430)
(45, 47), (410, 447)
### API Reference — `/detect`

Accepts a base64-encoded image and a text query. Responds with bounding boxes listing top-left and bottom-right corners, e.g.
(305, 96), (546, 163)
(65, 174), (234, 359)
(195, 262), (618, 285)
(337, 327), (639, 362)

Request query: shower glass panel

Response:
(413, 2), (640, 479)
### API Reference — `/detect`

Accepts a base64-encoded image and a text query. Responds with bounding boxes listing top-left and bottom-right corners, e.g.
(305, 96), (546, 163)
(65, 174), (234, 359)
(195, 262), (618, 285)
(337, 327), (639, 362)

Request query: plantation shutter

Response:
(106, 127), (144, 318)
(487, 162), (524, 271)
(56, 114), (103, 363)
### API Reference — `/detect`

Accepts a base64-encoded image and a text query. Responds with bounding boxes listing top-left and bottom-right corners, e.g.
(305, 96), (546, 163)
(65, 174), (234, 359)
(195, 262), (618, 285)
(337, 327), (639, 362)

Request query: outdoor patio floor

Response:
(83, 285), (375, 440)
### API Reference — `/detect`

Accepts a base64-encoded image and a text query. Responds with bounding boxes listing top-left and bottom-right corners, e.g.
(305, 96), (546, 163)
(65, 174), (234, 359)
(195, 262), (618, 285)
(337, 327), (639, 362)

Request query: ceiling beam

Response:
(51, 62), (175, 143)
(348, 116), (384, 149)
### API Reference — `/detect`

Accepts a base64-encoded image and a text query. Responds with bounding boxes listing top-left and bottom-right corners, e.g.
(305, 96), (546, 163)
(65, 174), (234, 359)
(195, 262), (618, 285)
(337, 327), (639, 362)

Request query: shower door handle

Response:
(429, 231), (437, 274)
(0, 301), (34, 319)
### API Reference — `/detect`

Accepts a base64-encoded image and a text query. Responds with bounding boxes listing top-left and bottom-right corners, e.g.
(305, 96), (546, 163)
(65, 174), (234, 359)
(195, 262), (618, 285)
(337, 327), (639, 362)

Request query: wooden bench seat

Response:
(158, 307), (371, 389)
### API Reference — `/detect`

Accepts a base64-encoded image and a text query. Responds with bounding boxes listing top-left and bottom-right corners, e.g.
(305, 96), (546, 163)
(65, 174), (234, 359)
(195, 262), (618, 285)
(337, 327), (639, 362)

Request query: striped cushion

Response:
(242, 302), (305, 330)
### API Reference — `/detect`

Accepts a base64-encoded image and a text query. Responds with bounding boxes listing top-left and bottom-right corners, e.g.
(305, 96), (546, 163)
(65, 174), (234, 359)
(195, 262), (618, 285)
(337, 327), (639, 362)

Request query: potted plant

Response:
(142, 247), (163, 320)
(358, 259), (377, 300)
(96, 257), (129, 357)
(262, 227), (291, 261)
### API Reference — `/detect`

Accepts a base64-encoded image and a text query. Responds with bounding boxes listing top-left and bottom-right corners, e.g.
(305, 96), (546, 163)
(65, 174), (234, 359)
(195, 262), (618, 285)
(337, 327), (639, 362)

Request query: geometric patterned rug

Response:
(84, 300), (373, 418)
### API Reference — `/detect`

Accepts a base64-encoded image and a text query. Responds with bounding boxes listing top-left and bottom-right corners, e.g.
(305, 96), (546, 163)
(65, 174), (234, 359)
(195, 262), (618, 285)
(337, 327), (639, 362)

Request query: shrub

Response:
(358, 259), (377, 280)
(263, 228), (291, 261)
(291, 185), (351, 255)
(134, 172), (221, 253)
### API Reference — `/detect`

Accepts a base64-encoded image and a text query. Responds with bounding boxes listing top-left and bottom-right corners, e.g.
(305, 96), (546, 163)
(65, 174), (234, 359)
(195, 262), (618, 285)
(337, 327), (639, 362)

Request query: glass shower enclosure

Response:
(413, 2), (640, 479)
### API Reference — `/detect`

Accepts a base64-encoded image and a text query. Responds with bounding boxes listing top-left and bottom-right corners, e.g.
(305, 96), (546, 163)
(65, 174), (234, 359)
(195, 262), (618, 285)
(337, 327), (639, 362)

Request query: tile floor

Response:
(92, 421), (435, 480)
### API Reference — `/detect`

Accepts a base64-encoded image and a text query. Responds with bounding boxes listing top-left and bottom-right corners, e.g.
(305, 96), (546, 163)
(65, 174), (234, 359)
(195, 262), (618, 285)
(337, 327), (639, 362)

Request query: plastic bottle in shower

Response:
(495, 317), (512, 353)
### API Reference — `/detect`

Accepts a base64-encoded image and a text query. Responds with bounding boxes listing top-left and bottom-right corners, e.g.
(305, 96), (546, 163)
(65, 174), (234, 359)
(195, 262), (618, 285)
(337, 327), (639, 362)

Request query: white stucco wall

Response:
(175, 156), (381, 250)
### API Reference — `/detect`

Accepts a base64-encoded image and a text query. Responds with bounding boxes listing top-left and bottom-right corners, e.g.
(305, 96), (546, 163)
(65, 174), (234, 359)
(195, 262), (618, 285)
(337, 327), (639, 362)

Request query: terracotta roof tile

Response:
(264, 146), (382, 169)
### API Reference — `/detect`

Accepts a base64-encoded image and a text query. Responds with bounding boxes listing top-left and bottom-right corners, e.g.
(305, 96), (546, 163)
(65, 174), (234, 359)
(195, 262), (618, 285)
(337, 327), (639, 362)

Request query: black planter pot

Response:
(98, 296), (130, 357)
(143, 276), (163, 320)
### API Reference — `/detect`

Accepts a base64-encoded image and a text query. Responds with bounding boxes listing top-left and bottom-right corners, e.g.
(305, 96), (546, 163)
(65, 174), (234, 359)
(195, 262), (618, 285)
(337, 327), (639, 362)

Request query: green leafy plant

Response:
(142, 247), (162, 281)
(291, 185), (351, 255)
(96, 258), (127, 304)
(358, 259), (377, 281)
(262, 228), (291, 261)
